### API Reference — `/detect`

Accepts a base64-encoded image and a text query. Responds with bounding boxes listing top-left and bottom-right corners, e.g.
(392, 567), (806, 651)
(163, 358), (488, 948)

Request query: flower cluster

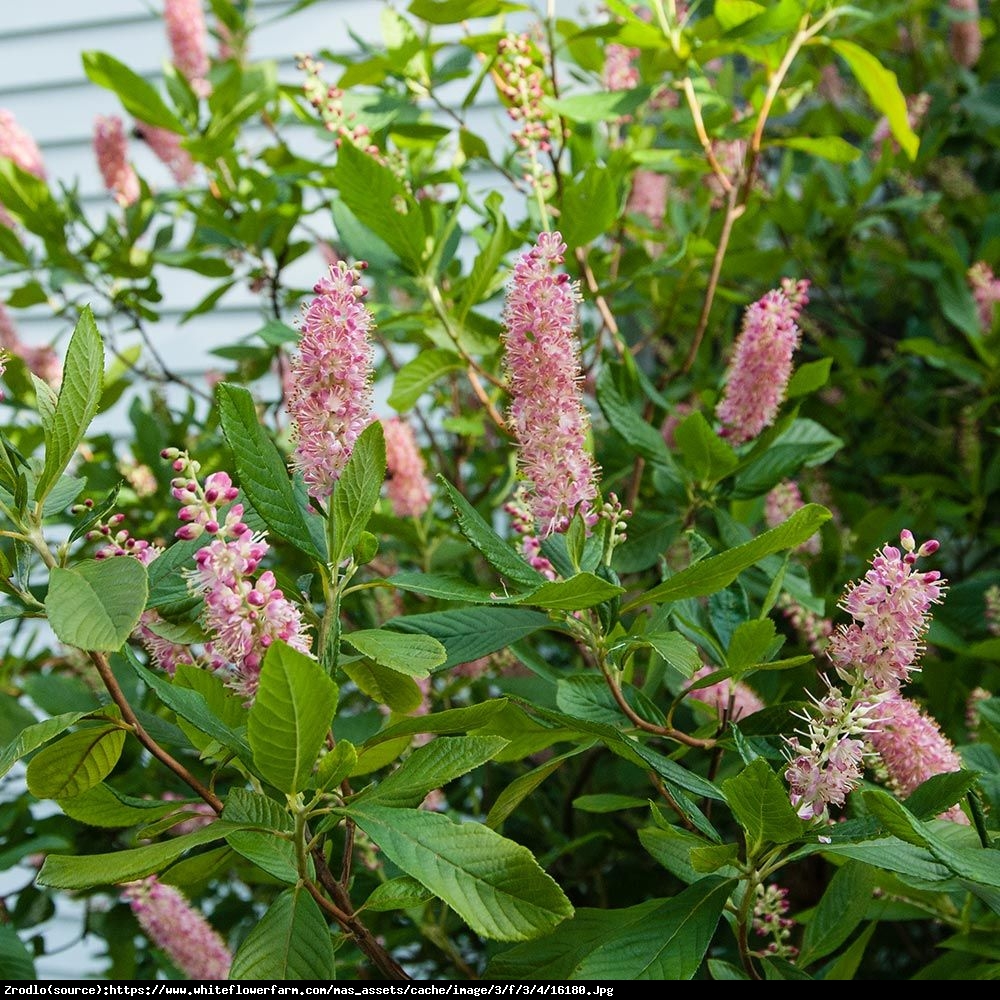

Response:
(603, 43), (639, 93)
(136, 122), (196, 184)
(968, 261), (1000, 332)
(299, 54), (381, 159)
(0, 303), (61, 387)
(949, 0), (982, 68)
(164, 0), (211, 98)
(504, 487), (557, 580)
(716, 281), (809, 445)
(776, 593), (832, 656)
(627, 170), (669, 230)
(986, 584), (1000, 637)
(382, 416), (431, 518)
(287, 261), (375, 501)
(502, 232), (599, 536)
(94, 116), (139, 207)
(0, 108), (46, 228)
(122, 877), (231, 980)
(752, 883), (797, 960)
(491, 34), (560, 155)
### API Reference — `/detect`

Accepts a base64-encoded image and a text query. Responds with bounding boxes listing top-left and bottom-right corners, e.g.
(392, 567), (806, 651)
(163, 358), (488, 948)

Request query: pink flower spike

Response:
(716, 282), (809, 445)
(381, 416), (431, 518)
(502, 232), (599, 536)
(135, 122), (196, 183)
(94, 116), (140, 207)
(164, 0), (211, 97)
(0, 108), (46, 179)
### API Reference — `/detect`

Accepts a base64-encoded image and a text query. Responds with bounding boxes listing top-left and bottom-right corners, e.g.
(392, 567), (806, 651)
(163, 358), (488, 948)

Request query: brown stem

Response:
(574, 246), (624, 357)
(88, 651), (224, 813)
(681, 76), (733, 192)
(650, 772), (695, 832)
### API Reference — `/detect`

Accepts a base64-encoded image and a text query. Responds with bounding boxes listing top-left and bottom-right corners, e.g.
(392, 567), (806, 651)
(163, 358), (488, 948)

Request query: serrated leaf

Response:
(343, 659), (423, 714)
(343, 629), (445, 679)
(217, 383), (323, 559)
(772, 135), (860, 163)
(644, 630), (701, 678)
(386, 572), (500, 604)
(799, 861), (877, 966)
(46, 558), (147, 651)
(57, 783), (181, 829)
(223, 788), (300, 885)
(37, 822), (249, 889)
(367, 700), (509, 746)
(903, 770), (981, 821)
(346, 804), (573, 941)
(556, 674), (666, 728)
(361, 735), (508, 808)
(572, 794), (648, 813)
(388, 349), (463, 411)
(82, 51), (183, 132)
(514, 572), (624, 611)
(248, 641), (337, 794)
(690, 843), (740, 873)
(0, 711), (90, 778)
(674, 411), (739, 484)
(721, 757), (803, 853)
(595, 367), (673, 466)
(363, 875), (434, 912)
(627, 505), (830, 610)
(438, 477), (544, 589)
(37, 307), (104, 502)
(332, 421), (386, 564)
(389, 607), (552, 669)
(228, 886), (336, 979)
(832, 39), (918, 160)
(316, 741), (357, 791)
(0, 926), (35, 980)
(26, 726), (125, 799)
(727, 619), (777, 671)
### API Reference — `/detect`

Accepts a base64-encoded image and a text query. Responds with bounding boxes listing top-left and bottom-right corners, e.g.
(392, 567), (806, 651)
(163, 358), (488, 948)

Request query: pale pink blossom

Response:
(122, 877), (231, 979)
(688, 665), (765, 721)
(0, 302), (61, 387)
(603, 43), (640, 92)
(716, 281), (809, 445)
(968, 261), (1000, 332)
(627, 170), (669, 229)
(164, 0), (211, 97)
(765, 480), (820, 554)
(136, 122), (196, 183)
(493, 34), (559, 153)
(777, 593), (832, 656)
(949, 0), (982, 68)
(0, 109), (46, 228)
(94, 116), (140, 207)
(870, 693), (968, 823)
(827, 531), (945, 690)
(287, 262), (374, 501)
(382, 416), (431, 518)
(502, 232), (599, 535)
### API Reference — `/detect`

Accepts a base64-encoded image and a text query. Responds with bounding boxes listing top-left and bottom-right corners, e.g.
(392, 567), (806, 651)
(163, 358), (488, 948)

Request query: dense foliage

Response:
(1, 0), (999, 982)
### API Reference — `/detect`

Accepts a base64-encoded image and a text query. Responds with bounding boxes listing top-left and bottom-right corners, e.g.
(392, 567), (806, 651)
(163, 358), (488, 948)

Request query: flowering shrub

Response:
(0, 0), (998, 983)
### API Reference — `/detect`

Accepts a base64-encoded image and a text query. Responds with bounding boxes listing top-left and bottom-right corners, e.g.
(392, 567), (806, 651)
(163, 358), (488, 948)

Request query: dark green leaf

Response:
(388, 349), (463, 411)
(721, 757), (803, 852)
(799, 861), (877, 966)
(514, 572), (624, 611)
(0, 926), (34, 980)
(674, 411), (739, 484)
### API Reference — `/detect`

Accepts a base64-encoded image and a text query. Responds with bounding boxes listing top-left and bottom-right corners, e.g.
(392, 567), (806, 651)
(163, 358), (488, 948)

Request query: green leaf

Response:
(903, 771), (981, 821)
(58, 783), (186, 829)
(772, 135), (860, 163)
(37, 822), (249, 889)
(548, 87), (652, 123)
(332, 421), (386, 564)
(389, 607), (552, 669)
(556, 674), (665, 728)
(573, 794), (648, 813)
(0, 926), (35, 980)
(457, 196), (512, 319)
(0, 711), (90, 778)
(386, 572), (501, 604)
(727, 619), (777, 671)
(217, 383), (324, 560)
(223, 789), (300, 885)
(82, 51), (183, 132)
(487, 877), (733, 979)
(799, 861), (877, 967)
(596, 367), (673, 466)
(227, 886), (336, 979)
(248, 641), (337, 794)
(786, 358), (833, 398)
(721, 757), (803, 853)
(627, 505), (830, 610)
(360, 735), (508, 808)
(408, 0), (507, 23)
(438, 477), (545, 589)
(514, 572), (624, 611)
(646, 630), (702, 678)
(690, 843), (741, 873)
(733, 419), (843, 498)
(25, 726), (125, 799)
(831, 39), (918, 160)
(0, 161), (62, 239)
(388, 349), (463, 411)
(342, 660), (423, 714)
(334, 141), (427, 272)
(487, 751), (578, 830)
(367, 700), (509, 746)
(559, 164), (619, 249)
(674, 411), (739, 484)
(822, 921), (877, 981)
(316, 741), (357, 790)
(344, 629), (445, 678)
(363, 875), (434, 912)
(344, 803), (573, 941)
(36, 307), (104, 503)
(45, 558), (147, 652)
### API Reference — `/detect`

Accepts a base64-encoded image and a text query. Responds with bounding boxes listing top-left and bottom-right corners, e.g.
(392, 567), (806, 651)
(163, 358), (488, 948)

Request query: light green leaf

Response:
(343, 628), (445, 678)
(388, 349), (463, 411)
(721, 757), (803, 853)
(0, 926), (35, 981)
(487, 751), (578, 830)
(316, 741), (357, 791)
(0, 711), (90, 778)
(674, 411), (739, 484)
(217, 382), (324, 560)
(26, 726), (125, 799)
(547, 88), (652, 123)
(82, 51), (183, 132)
(343, 660), (423, 714)
(733, 420), (843, 498)
(363, 876), (434, 912)
(639, 825), (729, 885)
(457, 195), (512, 319)
(332, 421), (386, 564)
(727, 619), (777, 671)
(772, 135), (860, 163)
(360, 735), (508, 808)
(228, 886), (336, 980)
(386, 572), (501, 604)
(58, 784), (187, 829)
(690, 843), (741, 873)
(786, 358), (833, 398)
(514, 572), (624, 612)
(556, 674), (665, 728)
(572, 794), (648, 813)
(643, 630), (702, 678)
(37, 822), (250, 889)
(627, 505), (830, 610)
(832, 39), (918, 160)
(345, 803), (573, 941)
(37, 307), (104, 503)
(367, 700), (509, 746)
(438, 477), (544, 589)
(559, 164), (620, 249)
(248, 641), (337, 794)
(799, 861), (877, 966)
(223, 788), (300, 885)
(389, 607), (552, 669)
(46, 558), (147, 652)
